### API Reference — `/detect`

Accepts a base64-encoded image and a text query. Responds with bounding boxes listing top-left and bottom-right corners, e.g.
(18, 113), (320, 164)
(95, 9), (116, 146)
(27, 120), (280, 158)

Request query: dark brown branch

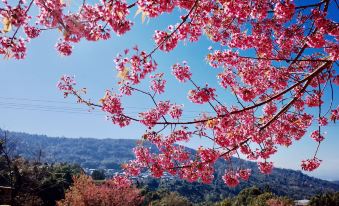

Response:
(295, 1), (325, 9)
(259, 78), (311, 131)
(142, 0), (199, 61)
(267, 1), (325, 13)
(126, 85), (168, 123)
(10, 0), (34, 40)
(314, 76), (322, 157)
(286, 0), (330, 67)
(260, 60), (332, 131)
(127, 1), (137, 9)
(256, 0), (332, 131)
(324, 75), (334, 116)
(232, 55), (332, 63)
(153, 61), (331, 125)
(188, 79), (218, 113)
(70, 61), (331, 127)
(169, 137), (251, 170)
(69, 88), (142, 122)
(79, 0), (86, 14)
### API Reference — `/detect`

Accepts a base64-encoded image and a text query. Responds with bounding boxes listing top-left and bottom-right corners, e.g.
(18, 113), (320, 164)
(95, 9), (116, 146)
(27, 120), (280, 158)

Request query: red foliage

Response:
(57, 175), (143, 206)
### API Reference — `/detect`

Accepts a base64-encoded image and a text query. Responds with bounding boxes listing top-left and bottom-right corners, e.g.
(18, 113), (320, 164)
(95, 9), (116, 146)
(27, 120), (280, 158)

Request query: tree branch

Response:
(142, 0), (200, 61)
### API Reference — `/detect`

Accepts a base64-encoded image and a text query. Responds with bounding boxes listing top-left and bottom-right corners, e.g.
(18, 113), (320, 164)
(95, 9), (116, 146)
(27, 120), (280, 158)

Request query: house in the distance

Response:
(294, 199), (309, 206)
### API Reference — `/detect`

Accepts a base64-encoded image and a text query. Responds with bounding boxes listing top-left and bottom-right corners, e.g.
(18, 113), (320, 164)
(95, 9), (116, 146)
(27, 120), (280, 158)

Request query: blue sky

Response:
(0, 1), (338, 180)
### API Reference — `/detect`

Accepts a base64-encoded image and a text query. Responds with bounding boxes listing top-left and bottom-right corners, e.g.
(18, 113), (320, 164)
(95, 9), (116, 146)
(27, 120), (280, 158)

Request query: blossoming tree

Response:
(1, 0), (338, 187)
(57, 175), (143, 206)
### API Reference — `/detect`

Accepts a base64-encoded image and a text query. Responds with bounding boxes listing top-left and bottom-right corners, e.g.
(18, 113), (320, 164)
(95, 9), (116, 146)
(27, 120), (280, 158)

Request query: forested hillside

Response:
(3, 129), (339, 201)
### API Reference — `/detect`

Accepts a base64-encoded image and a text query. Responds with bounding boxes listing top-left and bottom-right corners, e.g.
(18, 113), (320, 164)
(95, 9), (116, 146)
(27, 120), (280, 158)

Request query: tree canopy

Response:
(1, 0), (338, 187)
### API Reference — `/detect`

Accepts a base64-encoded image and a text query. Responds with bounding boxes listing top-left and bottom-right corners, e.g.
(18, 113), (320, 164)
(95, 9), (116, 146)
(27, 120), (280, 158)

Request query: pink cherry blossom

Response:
(331, 107), (339, 122)
(154, 30), (179, 52)
(333, 76), (339, 85)
(238, 169), (251, 181)
(222, 171), (240, 187)
(301, 158), (322, 171)
(188, 86), (216, 104)
(100, 91), (123, 115)
(172, 61), (192, 82)
(307, 33), (326, 48)
(258, 162), (273, 174)
(310, 130), (325, 142)
(57, 75), (76, 97)
(318, 117), (328, 126)
(150, 73), (166, 94)
(198, 148), (219, 163)
(169, 104), (183, 119)
(56, 41), (73, 56)
(274, 1), (295, 22)
(24, 26), (41, 39)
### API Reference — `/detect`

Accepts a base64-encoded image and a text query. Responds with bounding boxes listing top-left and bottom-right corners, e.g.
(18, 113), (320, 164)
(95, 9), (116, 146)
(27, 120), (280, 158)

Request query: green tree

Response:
(233, 186), (262, 206)
(91, 169), (106, 180)
(0, 131), (83, 205)
(215, 198), (233, 206)
(309, 192), (339, 206)
(249, 192), (275, 206)
(151, 192), (193, 206)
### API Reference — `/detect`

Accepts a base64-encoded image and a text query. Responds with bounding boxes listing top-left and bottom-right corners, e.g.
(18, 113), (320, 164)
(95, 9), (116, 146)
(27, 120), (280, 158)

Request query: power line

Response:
(2, 96), (337, 126)
(0, 96), (211, 113)
(0, 105), (198, 120)
(0, 97), (339, 127)
(1, 105), (103, 116)
(0, 96), (74, 104)
(0, 101), (96, 112)
(0, 100), (199, 119)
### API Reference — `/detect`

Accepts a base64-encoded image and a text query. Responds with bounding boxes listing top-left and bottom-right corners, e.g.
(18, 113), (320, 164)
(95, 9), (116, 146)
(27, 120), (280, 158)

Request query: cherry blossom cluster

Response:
(138, 101), (183, 127)
(125, 131), (219, 184)
(57, 75), (76, 98)
(100, 90), (131, 127)
(274, 1), (295, 22)
(305, 92), (324, 107)
(136, 0), (199, 18)
(258, 162), (274, 174)
(150, 73), (166, 94)
(114, 47), (158, 89)
(1, 2), (28, 27)
(1, 0), (338, 60)
(172, 61), (192, 82)
(56, 40), (73, 56)
(310, 130), (325, 142)
(137, 0), (174, 18)
(331, 106), (339, 122)
(139, 104), (166, 127)
(58, 174), (142, 205)
(154, 29), (179, 52)
(188, 86), (216, 104)
(169, 104), (183, 119)
(110, 175), (133, 188)
(301, 158), (322, 172)
(222, 169), (251, 187)
(24, 26), (40, 39)
(1, 0), (132, 57)
(0, 37), (26, 59)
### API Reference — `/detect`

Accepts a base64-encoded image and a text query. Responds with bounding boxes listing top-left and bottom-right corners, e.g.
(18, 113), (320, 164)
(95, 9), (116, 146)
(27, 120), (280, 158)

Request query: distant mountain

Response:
(3, 130), (141, 169)
(1, 129), (339, 202)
